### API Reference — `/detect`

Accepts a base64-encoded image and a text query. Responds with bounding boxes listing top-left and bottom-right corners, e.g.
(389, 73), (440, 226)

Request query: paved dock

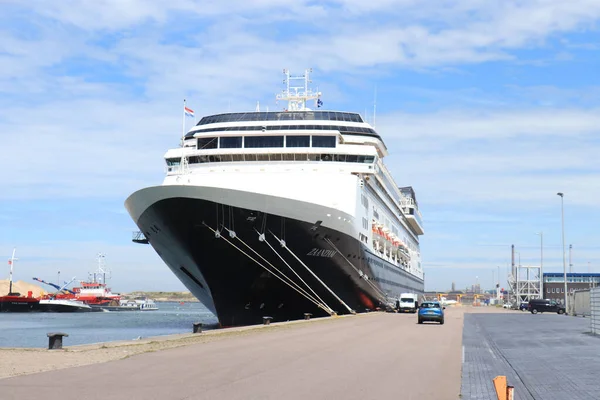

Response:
(0, 309), (464, 400)
(5, 307), (597, 400)
(462, 312), (600, 400)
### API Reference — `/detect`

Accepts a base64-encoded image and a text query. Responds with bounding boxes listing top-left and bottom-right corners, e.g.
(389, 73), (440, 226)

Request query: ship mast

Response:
(97, 253), (107, 284)
(8, 248), (17, 295)
(276, 68), (322, 111)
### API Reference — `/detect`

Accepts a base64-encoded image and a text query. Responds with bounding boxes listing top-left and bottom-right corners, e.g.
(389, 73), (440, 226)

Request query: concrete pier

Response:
(0, 309), (464, 400)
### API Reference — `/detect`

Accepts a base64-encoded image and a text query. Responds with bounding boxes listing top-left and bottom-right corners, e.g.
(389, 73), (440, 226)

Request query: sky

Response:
(1, 0), (599, 294)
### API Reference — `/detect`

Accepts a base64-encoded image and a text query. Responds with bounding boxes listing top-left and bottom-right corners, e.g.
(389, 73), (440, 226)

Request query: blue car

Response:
(418, 301), (445, 324)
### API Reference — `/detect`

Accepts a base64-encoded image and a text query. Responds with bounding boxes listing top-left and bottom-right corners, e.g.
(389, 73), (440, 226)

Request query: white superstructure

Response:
(163, 69), (423, 286)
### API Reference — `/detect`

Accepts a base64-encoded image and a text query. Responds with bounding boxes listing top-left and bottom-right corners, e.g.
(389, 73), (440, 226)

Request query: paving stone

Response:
(461, 312), (600, 399)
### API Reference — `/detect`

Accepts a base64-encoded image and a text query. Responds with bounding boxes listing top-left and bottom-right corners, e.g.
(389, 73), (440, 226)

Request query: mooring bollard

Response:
(193, 322), (203, 333)
(47, 332), (69, 350)
(263, 316), (273, 325)
(304, 313), (312, 320)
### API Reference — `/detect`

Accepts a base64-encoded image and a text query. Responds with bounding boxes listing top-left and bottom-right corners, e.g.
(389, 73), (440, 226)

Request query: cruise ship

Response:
(125, 69), (424, 327)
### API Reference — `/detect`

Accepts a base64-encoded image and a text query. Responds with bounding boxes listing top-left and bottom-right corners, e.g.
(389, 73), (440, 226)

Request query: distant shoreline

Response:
(121, 291), (199, 303)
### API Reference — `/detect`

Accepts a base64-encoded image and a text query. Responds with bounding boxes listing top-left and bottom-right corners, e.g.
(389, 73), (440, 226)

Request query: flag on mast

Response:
(184, 106), (195, 118)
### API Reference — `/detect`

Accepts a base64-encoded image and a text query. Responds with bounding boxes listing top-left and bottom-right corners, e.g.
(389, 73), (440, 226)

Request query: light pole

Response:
(516, 251), (520, 304)
(536, 232), (543, 298)
(589, 261), (592, 289)
(557, 192), (568, 311)
(497, 265), (500, 301)
(569, 244), (573, 273)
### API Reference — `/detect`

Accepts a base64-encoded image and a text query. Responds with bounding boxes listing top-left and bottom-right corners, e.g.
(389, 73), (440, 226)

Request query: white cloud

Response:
(379, 108), (600, 140)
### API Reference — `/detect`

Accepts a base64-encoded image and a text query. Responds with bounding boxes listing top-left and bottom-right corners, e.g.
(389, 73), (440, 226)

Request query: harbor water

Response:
(0, 302), (218, 348)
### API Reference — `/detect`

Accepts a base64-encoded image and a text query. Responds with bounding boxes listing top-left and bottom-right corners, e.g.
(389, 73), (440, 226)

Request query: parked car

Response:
(528, 299), (565, 314)
(519, 302), (529, 311)
(502, 303), (512, 309)
(418, 301), (445, 324)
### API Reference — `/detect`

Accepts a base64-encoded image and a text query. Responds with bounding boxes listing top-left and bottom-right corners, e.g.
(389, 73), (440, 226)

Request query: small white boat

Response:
(39, 298), (92, 312)
(119, 297), (159, 311)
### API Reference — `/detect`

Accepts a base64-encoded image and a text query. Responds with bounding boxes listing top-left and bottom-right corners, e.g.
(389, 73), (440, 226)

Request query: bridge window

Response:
(197, 137), (218, 149)
(179, 153), (376, 165)
(244, 136), (284, 148)
(312, 136), (336, 148)
(220, 136), (242, 148)
(286, 135), (310, 147)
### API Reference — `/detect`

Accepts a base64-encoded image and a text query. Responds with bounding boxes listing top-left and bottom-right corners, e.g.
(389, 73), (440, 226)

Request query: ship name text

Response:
(306, 248), (336, 258)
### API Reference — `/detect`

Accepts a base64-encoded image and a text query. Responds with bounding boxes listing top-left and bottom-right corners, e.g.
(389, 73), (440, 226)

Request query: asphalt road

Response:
(0, 309), (464, 400)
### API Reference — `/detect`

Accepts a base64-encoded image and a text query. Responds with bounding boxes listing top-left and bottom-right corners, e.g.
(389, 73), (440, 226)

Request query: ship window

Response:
(220, 136), (242, 148)
(244, 136), (284, 148)
(197, 112), (364, 125)
(197, 137), (218, 149)
(286, 135), (310, 147)
(358, 155), (375, 163)
(177, 153), (375, 165)
(312, 136), (336, 148)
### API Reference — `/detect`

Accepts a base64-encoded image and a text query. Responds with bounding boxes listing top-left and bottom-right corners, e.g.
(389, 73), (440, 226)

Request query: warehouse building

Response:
(543, 273), (600, 303)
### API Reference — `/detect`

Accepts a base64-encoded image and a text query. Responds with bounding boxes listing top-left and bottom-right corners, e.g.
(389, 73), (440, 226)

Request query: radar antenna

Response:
(276, 68), (322, 111)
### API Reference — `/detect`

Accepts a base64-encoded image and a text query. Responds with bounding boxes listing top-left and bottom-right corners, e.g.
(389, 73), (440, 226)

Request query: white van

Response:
(398, 293), (419, 313)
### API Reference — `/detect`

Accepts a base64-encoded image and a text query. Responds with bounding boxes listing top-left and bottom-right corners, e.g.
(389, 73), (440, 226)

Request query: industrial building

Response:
(543, 273), (600, 303)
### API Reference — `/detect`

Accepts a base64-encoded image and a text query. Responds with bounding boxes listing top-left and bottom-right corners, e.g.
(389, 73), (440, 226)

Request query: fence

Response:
(591, 287), (600, 335)
(569, 289), (591, 317)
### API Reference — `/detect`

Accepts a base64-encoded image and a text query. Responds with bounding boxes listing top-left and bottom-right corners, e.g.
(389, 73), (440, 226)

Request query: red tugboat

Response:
(0, 248), (40, 312)
(72, 253), (121, 309)
(71, 281), (121, 308)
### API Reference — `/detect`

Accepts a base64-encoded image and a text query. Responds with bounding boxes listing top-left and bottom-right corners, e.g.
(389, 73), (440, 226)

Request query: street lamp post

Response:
(557, 192), (568, 312)
(497, 266), (500, 300)
(536, 232), (543, 298)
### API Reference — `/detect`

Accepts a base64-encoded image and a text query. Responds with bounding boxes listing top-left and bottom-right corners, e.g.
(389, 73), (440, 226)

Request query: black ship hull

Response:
(0, 296), (40, 312)
(39, 301), (92, 313)
(131, 193), (424, 327)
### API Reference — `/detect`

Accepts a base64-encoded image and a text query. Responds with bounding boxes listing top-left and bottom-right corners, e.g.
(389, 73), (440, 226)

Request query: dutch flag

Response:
(184, 106), (195, 118)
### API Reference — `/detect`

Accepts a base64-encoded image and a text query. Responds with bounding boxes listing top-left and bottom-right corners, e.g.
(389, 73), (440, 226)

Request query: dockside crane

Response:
(32, 277), (76, 295)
